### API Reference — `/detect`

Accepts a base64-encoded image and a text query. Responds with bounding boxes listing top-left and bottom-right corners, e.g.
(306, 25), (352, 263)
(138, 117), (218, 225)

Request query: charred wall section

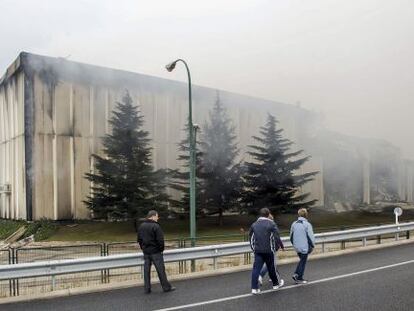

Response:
(0, 67), (27, 219)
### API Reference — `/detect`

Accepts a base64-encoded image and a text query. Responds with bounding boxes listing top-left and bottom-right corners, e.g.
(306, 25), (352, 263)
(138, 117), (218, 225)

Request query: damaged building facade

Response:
(0, 52), (413, 220)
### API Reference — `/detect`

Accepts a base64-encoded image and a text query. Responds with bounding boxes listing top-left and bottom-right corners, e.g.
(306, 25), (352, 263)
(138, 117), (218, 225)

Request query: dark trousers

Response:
(294, 252), (308, 280)
(260, 255), (280, 281)
(251, 252), (279, 289)
(143, 252), (172, 292)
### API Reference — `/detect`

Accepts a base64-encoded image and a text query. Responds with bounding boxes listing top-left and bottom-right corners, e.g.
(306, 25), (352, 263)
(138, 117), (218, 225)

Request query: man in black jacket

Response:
(138, 210), (175, 294)
(249, 208), (283, 294)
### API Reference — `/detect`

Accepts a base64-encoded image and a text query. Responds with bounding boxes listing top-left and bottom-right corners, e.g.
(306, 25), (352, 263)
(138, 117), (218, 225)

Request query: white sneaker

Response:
(258, 275), (263, 286)
(251, 289), (261, 295)
(272, 279), (285, 290)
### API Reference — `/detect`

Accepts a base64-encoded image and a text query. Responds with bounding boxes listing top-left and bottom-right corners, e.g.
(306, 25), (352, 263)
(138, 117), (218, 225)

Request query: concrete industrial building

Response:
(0, 52), (412, 220)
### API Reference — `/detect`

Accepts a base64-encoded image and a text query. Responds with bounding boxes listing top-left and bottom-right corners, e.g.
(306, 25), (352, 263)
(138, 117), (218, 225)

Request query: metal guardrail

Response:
(104, 223), (394, 255)
(0, 222), (413, 282)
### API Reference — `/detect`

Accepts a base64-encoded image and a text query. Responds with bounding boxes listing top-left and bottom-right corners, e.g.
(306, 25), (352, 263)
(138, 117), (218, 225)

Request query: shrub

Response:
(23, 219), (57, 241)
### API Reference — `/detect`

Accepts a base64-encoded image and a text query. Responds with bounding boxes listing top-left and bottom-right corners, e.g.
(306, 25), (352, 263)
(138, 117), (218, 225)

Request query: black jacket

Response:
(249, 217), (284, 253)
(137, 219), (165, 254)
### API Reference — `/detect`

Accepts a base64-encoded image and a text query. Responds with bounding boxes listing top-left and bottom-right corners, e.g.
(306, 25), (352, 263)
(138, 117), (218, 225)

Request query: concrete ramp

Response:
(3, 226), (26, 244)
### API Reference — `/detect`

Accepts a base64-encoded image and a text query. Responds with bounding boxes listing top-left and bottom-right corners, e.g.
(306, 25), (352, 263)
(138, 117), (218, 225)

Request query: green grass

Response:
(0, 219), (58, 242)
(47, 221), (138, 242)
(44, 210), (414, 243)
(0, 220), (25, 240)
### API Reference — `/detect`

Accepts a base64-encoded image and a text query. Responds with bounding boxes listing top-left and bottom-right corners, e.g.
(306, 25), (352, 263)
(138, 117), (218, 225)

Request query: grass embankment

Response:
(0, 220), (25, 240)
(45, 210), (414, 243)
(0, 219), (58, 242)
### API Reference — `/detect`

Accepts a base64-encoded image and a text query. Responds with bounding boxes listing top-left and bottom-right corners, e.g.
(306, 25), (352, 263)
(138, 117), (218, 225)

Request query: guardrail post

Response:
(362, 237), (367, 247)
(242, 233), (252, 265)
(101, 243), (106, 283)
(140, 265), (145, 279)
(377, 235), (381, 244)
(10, 248), (19, 296)
(51, 275), (56, 291)
(7, 249), (13, 297)
(243, 234), (248, 265)
(190, 238), (196, 273)
(340, 227), (346, 250)
(178, 239), (185, 274)
(406, 231), (410, 240)
(321, 243), (325, 253)
(213, 257), (218, 270)
(395, 233), (399, 241)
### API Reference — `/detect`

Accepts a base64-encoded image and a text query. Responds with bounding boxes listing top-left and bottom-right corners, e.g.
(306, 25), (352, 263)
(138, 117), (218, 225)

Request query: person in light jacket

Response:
(290, 208), (315, 284)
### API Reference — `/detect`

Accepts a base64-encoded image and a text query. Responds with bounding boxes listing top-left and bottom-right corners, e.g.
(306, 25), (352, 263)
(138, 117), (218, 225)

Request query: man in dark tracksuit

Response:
(249, 208), (283, 294)
(137, 210), (175, 294)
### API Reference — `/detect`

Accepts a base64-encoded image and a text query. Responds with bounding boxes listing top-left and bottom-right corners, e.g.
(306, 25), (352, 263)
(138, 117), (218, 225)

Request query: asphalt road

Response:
(2, 243), (414, 311)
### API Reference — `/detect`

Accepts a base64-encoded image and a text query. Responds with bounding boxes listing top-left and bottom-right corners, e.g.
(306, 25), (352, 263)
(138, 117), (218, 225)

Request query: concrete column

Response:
(407, 162), (414, 202)
(363, 158), (371, 204)
(319, 157), (325, 206)
(69, 83), (75, 218)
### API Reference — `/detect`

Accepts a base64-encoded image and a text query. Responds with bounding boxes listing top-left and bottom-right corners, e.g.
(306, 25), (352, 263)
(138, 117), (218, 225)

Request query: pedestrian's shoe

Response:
(292, 274), (299, 283)
(297, 279), (308, 284)
(144, 289), (151, 294)
(272, 279), (285, 290)
(163, 286), (176, 293)
(258, 275), (263, 286)
(251, 289), (261, 295)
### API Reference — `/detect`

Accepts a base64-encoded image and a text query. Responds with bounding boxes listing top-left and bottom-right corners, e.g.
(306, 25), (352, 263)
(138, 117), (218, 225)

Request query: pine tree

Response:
(84, 91), (168, 219)
(201, 93), (243, 225)
(169, 122), (205, 213)
(243, 114), (317, 213)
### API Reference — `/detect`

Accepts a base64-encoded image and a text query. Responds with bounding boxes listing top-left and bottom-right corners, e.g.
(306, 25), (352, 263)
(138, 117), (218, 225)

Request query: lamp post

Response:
(165, 59), (197, 248)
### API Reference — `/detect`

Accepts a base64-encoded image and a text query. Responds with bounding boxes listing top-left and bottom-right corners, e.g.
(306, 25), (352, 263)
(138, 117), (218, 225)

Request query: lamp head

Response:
(165, 60), (177, 72)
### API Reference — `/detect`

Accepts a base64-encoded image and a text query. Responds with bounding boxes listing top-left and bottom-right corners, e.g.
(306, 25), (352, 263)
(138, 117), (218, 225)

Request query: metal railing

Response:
(14, 244), (105, 264)
(0, 250), (10, 266)
(0, 222), (413, 282)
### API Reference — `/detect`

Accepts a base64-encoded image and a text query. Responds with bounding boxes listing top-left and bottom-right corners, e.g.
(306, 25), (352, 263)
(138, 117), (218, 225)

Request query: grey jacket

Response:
(290, 217), (316, 254)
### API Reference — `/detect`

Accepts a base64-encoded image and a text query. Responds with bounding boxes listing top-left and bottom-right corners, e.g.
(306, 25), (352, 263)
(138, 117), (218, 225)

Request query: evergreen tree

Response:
(169, 122), (205, 213)
(201, 93), (243, 225)
(243, 114), (317, 213)
(84, 91), (168, 219)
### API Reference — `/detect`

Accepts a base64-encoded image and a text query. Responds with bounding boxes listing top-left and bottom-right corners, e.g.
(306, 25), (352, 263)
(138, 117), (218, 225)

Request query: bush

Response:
(23, 222), (41, 238)
(35, 220), (57, 241)
(23, 219), (57, 241)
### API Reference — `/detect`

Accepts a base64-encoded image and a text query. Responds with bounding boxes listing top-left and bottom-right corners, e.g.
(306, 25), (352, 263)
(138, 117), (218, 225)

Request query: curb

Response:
(1, 238), (413, 304)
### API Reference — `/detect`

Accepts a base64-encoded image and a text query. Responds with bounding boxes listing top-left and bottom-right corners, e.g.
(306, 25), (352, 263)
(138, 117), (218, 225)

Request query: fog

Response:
(0, 0), (413, 158)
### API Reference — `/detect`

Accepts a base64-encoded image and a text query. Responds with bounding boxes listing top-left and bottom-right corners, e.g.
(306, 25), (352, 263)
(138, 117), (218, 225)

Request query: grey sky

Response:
(1, 0), (413, 158)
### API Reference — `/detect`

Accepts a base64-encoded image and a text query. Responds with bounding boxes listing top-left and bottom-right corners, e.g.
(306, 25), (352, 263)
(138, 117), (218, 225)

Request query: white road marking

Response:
(154, 259), (414, 311)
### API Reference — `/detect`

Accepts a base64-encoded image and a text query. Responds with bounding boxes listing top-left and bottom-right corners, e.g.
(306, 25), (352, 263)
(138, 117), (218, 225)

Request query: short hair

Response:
(259, 208), (270, 218)
(298, 208), (308, 218)
(147, 210), (158, 218)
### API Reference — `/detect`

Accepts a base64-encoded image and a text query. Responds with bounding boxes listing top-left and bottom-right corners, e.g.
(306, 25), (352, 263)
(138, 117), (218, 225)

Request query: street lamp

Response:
(165, 59), (197, 248)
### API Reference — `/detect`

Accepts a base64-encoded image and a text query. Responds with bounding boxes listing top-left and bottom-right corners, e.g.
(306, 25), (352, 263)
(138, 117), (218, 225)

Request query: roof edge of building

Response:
(0, 51), (307, 113)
